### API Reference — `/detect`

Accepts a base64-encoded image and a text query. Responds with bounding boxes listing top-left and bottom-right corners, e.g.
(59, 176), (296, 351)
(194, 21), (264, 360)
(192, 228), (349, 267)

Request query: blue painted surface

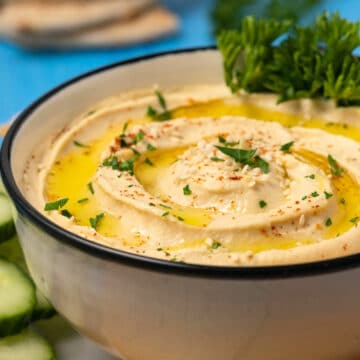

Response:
(0, 0), (358, 122)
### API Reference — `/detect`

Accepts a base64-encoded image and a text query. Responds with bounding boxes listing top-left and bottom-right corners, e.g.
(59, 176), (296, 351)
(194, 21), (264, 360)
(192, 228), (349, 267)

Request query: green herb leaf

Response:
(162, 211), (170, 217)
(87, 182), (95, 194)
(210, 156), (225, 162)
(90, 213), (104, 230)
(160, 203), (172, 209)
(183, 184), (192, 195)
(77, 198), (89, 204)
(146, 90), (172, 121)
(61, 209), (72, 218)
(177, 216), (184, 222)
(301, 195), (307, 200)
(215, 145), (270, 173)
(328, 154), (344, 176)
(259, 200), (267, 208)
(325, 217), (332, 227)
(217, 13), (360, 106)
(145, 158), (154, 167)
(350, 216), (359, 224)
(324, 191), (333, 199)
(216, 146), (256, 163)
(211, 242), (222, 250)
(340, 198), (346, 204)
(73, 140), (89, 148)
(44, 198), (68, 211)
(305, 174), (315, 179)
(311, 191), (319, 197)
(147, 143), (157, 151)
(280, 141), (294, 153)
(133, 130), (145, 144)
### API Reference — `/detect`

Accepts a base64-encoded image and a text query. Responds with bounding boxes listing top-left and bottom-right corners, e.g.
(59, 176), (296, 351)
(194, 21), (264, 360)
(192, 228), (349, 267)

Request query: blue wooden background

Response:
(0, 0), (358, 122)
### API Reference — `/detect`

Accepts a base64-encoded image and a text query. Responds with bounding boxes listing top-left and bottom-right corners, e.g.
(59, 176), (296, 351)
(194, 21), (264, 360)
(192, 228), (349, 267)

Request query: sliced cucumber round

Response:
(0, 328), (55, 360)
(0, 196), (15, 244)
(0, 258), (36, 338)
(32, 290), (56, 322)
(0, 237), (56, 322)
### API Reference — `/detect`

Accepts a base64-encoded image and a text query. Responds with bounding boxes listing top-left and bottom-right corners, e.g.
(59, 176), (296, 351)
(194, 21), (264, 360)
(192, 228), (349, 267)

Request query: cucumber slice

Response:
(0, 196), (15, 243)
(32, 291), (56, 322)
(0, 237), (56, 321)
(0, 328), (55, 360)
(0, 258), (36, 338)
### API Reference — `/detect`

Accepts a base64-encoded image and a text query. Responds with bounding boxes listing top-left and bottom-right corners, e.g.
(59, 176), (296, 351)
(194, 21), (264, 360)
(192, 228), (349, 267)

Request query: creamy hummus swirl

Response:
(23, 85), (360, 266)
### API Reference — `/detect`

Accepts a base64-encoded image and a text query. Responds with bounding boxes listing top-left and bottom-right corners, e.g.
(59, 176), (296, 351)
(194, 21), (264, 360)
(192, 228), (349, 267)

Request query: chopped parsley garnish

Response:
(301, 195), (307, 200)
(325, 218), (332, 227)
(145, 158), (154, 166)
(119, 122), (129, 147)
(77, 198), (89, 204)
(280, 141), (294, 153)
(103, 155), (138, 175)
(44, 198), (68, 211)
(147, 143), (157, 151)
(133, 130), (145, 144)
(218, 136), (239, 147)
(87, 182), (95, 194)
(162, 211), (170, 217)
(210, 156), (225, 162)
(131, 147), (141, 156)
(350, 216), (359, 224)
(149, 202), (156, 207)
(215, 145), (269, 173)
(128, 184), (134, 188)
(340, 198), (346, 204)
(160, 203), (172, 209)
(305, 174), (315, 179)
(311, 191), (319, 197)
(259, 200), (267, 208)
(324, 191), (333, 199)
(157, 248), (163, 251)
(183, 184), (192, 195)
(61, 209), (72, 218)
(147, 90), (171, 121)
(328, 154), (344, 176)
(211, 242), (221, 250)
(89, 213), (104, 230)
(177, 216), (184, 222)
(73, 140), (89, 148)
(217, 13), (360, 106)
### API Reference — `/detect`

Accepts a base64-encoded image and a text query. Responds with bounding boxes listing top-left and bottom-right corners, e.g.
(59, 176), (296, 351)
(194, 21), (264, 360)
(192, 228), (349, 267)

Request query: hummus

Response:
(23, 84), (360, 266)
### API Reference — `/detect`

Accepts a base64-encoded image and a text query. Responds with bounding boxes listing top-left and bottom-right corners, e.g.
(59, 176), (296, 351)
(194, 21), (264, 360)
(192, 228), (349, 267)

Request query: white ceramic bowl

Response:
(2, 48), (360, 360)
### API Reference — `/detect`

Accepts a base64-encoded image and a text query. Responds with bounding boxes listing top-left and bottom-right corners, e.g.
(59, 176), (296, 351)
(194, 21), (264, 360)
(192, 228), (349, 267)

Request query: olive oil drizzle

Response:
(45, 98), (360, 252)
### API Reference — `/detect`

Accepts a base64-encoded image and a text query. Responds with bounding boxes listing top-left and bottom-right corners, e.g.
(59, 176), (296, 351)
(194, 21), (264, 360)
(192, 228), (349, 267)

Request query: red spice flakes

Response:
(295, 201), (300, 205)
(218, 176), (224, 181)
(316, 223), (323, 230)
(229, 176), (243, 181)
(187, 98), (195, 104)
(342, 243), (348, 251)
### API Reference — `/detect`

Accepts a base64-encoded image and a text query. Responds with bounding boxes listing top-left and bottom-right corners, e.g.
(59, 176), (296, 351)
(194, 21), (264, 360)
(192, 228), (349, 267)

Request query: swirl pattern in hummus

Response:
(24, 85), (360, 266)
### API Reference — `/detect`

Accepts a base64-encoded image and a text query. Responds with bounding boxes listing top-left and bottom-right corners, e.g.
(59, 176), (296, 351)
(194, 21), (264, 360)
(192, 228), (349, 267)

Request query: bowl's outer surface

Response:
(3, 49), (360, 359)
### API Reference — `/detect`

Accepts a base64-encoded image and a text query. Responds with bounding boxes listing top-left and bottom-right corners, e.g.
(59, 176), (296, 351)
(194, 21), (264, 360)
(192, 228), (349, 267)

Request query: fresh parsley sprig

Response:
(215, 145), (269, 173)
(217, 12), (360, 106)
(147, 90), (172, 121)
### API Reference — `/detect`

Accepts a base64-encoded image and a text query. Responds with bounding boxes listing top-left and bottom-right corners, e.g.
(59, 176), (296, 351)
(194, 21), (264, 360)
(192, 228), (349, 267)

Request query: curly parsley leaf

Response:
(217, 13), (360, 106)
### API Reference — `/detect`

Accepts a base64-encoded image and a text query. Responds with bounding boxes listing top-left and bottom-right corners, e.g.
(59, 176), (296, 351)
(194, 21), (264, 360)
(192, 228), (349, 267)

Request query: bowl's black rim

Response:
(2, 46), (360, 280)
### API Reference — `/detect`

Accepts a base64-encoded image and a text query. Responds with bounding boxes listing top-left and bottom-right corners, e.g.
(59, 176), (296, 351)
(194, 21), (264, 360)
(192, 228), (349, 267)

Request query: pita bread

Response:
(0, 0), (155, 35)
(4, 6), (178, 49)
(0, 123), (9, 137)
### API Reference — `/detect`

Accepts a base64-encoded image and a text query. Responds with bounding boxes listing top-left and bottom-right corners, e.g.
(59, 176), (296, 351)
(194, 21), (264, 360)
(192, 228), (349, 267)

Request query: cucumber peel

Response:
(0, 328), (55, 360)
(0, 196), (15, 244)
(0, 258), (36, 338)
(0, 237), (56, 322)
